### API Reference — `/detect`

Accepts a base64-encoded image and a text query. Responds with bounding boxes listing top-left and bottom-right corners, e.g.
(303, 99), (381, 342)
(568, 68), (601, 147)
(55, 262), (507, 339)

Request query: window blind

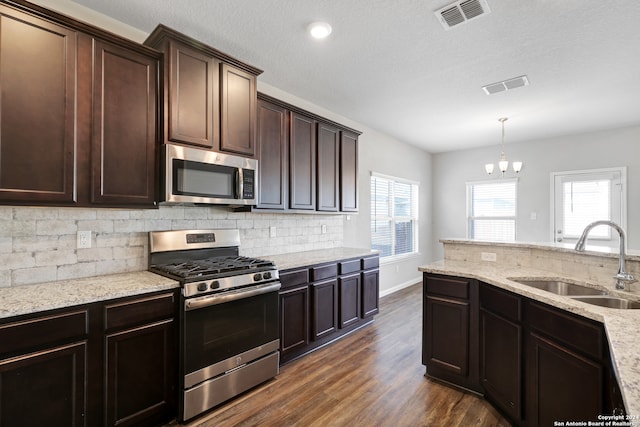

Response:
(371, 174), (418, 258)
(467, 179), (517, 241)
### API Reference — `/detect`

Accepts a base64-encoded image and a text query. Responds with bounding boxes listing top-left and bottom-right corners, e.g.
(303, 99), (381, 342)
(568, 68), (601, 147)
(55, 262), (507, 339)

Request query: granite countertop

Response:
(263, 247), (378, 271)
(0, 271), (179, 320)
(0, 247), (378, 320)
(418, 259), (640, 417)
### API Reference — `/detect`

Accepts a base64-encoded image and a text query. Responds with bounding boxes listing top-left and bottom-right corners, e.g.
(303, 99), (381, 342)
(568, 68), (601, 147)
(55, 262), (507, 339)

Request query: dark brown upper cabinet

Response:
(340, 131), (359, 212)
(289, 112), (317, 210)
(317, 122), (340, 212)
(0, 1), (161, 208)
(254, 93), (361, 213)
(90, 39), (158, 206)
(256, 98), (288, 209)
(0, 5), (78, 204)
(145, 25), (262, 158)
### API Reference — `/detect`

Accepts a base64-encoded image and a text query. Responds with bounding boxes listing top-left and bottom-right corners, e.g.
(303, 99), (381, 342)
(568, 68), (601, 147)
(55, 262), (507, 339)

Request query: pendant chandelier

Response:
(485, 117), (522, 176)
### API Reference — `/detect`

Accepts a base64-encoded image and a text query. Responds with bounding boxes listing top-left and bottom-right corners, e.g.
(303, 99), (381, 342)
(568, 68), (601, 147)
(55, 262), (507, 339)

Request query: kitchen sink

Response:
(509, 279), (607, 296)
(570, 296), (640, 309)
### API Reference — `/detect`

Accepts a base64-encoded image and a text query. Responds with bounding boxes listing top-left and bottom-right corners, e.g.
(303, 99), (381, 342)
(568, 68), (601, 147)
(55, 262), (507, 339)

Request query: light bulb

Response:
(308, 22), (332, 39)
(512, 161), (522, 173)
(485, 163), (494, 174)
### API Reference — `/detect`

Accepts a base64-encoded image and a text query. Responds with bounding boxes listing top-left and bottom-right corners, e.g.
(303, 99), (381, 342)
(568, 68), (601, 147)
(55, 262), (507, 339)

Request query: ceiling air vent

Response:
(435, 0), (491, 30)
(482, 75), (530, 95)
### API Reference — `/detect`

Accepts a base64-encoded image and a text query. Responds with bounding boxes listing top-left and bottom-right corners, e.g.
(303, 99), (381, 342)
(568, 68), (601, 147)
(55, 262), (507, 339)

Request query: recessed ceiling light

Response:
(308, 22), (332, 39)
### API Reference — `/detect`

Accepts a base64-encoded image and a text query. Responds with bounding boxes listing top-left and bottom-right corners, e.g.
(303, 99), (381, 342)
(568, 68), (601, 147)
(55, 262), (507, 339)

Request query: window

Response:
(370, 173), (419, 258)
(551, 167), (626, 247)
(467, 179), (517, 241)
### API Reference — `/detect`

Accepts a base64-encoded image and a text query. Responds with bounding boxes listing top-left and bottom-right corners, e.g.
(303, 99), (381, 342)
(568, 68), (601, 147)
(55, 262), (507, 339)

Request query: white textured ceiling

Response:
(70, 0), (640, 153)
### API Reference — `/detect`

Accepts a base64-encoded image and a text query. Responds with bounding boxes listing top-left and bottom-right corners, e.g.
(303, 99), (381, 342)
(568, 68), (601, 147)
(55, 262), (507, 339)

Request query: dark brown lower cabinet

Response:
(0, 342), (86, 427)
(279, 285), (310, 356)
(479, 283), (522, 423)
(339, 273), (361, 328)
(424, 274), (626, 426)
(0, 289), (178, 426)
(361, 268), (380, 318)
(425, 295), (470, 376)
(480, 309), (522, 422)
(422, 273), (480, 393)
(105, 320), (175, 427)
(312, 279), (339, 340)
(103, 291), (177, 427)
(526, 332), (602, 426)
(279, 255), (379, 364)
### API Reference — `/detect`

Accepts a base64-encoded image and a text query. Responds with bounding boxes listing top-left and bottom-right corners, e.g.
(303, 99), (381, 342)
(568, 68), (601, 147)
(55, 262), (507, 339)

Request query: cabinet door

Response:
(0, 342), (86, 427)
(340, 131), (358, 212)
(0, 7), (77, 204)
(289, 112), (316, 210)
(168, 41), (218, 148)
(424, 295), (469, 376)
(480, 309), (522, 423)
(256, 99), (288, 209)
(91, 39), (158, 206)
(220, 63), (257, 157)
(105, 319), (175, 427)
(361, 269), (380, 318)
(312, 279), (338, 340)
(280, 285), (310, 356)
(317, 122), (339, 212)
(526, 332), (603, 427)
(339, 273), (361, 328)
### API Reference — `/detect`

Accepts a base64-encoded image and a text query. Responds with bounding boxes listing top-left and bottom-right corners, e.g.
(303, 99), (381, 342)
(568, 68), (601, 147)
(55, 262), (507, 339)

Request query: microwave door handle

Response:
(236, 168), (244, 199)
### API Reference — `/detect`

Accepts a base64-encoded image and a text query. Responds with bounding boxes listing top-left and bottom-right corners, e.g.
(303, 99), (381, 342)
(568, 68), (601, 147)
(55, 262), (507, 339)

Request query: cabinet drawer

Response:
(425, 275), (470, 300)
(339, 259), (360, 275)
(526, 301), (603, 360)
(480, 283), (521, 322)
(0, 310), (88, 355)
(280, 269), (309, 289)
(105, 292), (175, 332)
(310, 264), (337, 282)
(362, 256), (379, 270)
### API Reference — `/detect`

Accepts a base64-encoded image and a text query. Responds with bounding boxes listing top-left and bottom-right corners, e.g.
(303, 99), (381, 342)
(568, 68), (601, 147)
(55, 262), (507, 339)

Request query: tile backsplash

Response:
(0, 206), (344, 287)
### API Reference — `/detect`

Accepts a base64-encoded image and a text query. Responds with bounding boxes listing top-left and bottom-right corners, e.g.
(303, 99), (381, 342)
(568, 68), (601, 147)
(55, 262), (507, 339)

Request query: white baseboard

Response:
(380, 276), (422, 298)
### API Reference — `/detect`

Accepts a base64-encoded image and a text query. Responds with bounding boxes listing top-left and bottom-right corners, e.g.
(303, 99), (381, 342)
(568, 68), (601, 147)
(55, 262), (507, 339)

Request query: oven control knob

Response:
(210, 281), (220, 290)
(253, 273), (263, 281)
(263, 272), (272, 280)
(197, 282), (207, 292)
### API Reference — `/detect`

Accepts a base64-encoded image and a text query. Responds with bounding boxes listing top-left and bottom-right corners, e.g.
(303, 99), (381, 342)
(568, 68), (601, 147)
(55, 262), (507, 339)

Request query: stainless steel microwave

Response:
(163, 144), (257, 205)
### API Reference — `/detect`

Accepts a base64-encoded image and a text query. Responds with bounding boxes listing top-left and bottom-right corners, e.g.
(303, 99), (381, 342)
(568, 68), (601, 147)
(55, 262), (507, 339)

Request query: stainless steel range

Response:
(149, 229), (280, 422)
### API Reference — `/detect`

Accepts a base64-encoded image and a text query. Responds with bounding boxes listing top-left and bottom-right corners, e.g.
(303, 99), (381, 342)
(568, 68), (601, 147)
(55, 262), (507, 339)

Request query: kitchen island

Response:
(419, 239), (640, 420)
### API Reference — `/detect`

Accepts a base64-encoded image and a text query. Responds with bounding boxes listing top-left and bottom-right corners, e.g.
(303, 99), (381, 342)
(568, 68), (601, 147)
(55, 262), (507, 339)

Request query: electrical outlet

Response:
(481, 252), (497, 262)
(269, 226), (276, 238)
(77, 230), (92, 249)
(321, 224), (327, 234)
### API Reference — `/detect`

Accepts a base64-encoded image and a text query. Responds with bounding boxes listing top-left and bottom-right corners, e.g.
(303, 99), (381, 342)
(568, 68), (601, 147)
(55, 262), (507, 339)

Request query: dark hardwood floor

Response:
(176, 283), (510, 427)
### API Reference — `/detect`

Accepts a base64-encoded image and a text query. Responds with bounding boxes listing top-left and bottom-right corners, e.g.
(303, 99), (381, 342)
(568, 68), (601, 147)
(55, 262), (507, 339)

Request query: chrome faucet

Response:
(575, 220), (636, 290)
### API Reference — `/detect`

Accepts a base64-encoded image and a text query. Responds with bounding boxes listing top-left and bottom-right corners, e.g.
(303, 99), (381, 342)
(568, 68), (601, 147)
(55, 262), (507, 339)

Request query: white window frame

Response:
(466, 178), (518, 241)
(549, 167), (627, 245)
(370, 172), (420, 261)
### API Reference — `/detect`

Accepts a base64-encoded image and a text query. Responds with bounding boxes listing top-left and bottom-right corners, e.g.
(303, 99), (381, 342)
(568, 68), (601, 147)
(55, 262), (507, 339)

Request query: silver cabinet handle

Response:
(184, 282), (281, 311)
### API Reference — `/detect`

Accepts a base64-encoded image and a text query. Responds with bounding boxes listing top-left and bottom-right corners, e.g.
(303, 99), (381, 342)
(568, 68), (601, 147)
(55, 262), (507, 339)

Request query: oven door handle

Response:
(184, 282), (281, 311)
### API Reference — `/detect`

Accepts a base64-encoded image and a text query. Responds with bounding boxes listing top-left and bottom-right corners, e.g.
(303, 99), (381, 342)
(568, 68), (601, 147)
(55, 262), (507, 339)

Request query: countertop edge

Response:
(0, 271), (179, 320)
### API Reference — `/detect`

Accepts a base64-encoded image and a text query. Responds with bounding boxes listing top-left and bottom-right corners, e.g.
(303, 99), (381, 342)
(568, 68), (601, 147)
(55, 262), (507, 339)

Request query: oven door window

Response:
(183, 290), (278, 375)
(173, 159), (236, 199)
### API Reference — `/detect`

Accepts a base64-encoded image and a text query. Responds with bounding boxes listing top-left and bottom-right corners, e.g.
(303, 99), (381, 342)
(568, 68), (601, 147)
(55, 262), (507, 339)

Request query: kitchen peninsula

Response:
(419, 239), (640, 424)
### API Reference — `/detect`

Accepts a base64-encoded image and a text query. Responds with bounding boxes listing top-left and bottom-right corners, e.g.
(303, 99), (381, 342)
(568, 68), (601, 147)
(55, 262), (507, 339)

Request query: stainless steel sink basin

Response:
(509, 279), (607, 296)
(570, 296), (640, 309)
